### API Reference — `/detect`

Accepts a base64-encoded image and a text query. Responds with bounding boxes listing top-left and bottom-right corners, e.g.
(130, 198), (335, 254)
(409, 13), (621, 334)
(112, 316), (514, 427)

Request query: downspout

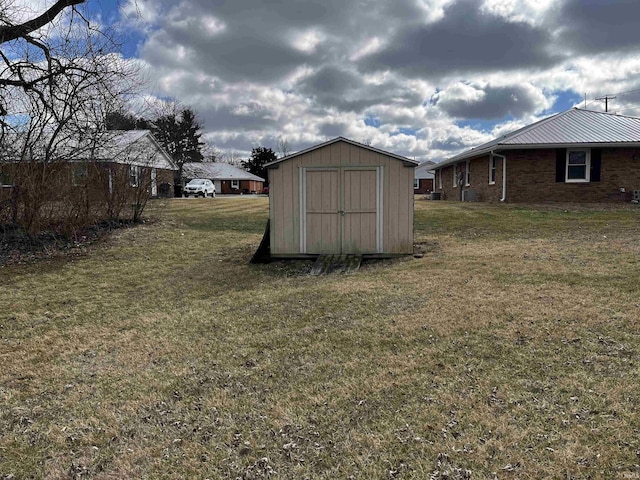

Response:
(491, 151), (507, 202)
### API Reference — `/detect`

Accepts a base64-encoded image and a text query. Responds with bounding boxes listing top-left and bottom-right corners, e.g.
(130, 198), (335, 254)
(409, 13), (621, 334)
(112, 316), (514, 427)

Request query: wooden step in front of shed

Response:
(311, 255), (362, 275)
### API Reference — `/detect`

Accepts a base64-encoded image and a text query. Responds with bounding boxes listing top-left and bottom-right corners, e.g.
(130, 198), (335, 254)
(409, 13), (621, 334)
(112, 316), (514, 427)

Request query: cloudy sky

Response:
(31, 0), (640, 161)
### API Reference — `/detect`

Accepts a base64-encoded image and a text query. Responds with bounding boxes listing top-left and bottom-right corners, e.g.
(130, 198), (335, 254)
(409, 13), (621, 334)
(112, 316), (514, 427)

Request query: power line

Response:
(595, 95), (617, 112)
(602, 88), (640, 98)
(613, 102), (640, 115)
(583, 88), (640, 111)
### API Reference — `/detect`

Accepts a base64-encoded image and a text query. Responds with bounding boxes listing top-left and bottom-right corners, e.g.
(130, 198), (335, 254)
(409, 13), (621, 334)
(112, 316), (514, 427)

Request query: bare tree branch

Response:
(0, 0), (85, 44)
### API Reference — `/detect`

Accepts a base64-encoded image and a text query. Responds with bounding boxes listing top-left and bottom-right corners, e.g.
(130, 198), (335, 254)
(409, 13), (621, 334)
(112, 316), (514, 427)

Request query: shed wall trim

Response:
(299, 166), (306, 253)
(377, 165), (384, 253)
(269, 140), (413, 256)
(299, 166), (384, 254)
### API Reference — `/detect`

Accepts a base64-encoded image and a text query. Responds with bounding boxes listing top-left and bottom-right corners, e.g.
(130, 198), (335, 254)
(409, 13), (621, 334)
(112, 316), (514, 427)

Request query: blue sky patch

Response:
(548, 90), (583, 113)
(364, 116), (381, 128)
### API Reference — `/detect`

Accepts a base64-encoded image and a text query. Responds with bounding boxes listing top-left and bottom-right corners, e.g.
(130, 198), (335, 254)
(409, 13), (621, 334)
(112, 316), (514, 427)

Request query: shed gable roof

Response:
(265, 137), (419, 167)
(434, 108), (640, 169)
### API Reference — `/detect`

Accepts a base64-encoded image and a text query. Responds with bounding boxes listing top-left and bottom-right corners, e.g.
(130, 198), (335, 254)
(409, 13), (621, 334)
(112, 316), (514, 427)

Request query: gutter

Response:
(491, 151), (507, 202)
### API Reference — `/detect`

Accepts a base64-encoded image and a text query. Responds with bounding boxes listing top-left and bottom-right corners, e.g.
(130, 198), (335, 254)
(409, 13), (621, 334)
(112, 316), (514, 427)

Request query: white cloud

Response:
(290, 29), (326, 53)
(481, 0), (558, 26)
(120, 0), (162, 27)
(114, 0), (640, 162)
(349, 37), (384, 62)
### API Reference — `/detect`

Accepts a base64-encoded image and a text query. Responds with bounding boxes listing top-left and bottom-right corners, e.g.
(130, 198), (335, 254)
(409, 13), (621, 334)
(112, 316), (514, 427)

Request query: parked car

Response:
(183, 179), (215, 198)
(262, 186), (269, 195)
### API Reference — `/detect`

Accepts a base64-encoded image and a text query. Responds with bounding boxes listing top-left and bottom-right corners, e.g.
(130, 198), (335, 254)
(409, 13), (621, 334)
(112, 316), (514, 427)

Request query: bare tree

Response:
(277, 136), (291, 158)
(221, 151), (243, 166)
(0, 1), (145, 234)
(202, 141), (221, 163)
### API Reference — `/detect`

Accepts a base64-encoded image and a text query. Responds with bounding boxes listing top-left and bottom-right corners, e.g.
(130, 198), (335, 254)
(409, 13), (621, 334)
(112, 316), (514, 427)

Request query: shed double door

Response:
(303, 167), (381, 254)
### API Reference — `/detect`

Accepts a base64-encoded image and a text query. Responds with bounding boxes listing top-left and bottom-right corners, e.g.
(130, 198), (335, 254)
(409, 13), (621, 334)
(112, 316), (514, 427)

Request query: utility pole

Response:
(596, 95), (617, 112)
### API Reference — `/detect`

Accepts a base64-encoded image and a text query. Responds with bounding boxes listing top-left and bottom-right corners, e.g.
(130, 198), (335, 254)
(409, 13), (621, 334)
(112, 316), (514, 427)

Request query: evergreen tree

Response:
(150, 108), (205, 184)
(242, 146), (276, 184)
(105, 111), (151, 130)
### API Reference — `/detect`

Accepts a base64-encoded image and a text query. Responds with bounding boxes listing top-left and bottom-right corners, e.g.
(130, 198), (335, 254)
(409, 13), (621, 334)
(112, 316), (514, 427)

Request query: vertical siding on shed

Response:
(269, 141), (414, 255)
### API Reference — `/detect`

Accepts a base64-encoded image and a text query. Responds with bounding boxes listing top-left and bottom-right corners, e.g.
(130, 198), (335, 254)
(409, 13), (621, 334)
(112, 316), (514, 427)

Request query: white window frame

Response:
(414, 178), (419, 189)
(565, 149), (591, 183)
(489, 156), (496, 185)
(231, 179), (239, 189)
(129, 165), (141, 187)
(438, 169), (442, 189)
(465, 160), (470, 186)
(453, 164), (458, 187)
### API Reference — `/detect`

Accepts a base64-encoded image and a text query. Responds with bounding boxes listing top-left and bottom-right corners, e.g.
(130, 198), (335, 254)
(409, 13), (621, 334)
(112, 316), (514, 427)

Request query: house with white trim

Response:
(414, 161), (436, 194)
(182, 162), (265, 194)
(430, 108), (640, 203)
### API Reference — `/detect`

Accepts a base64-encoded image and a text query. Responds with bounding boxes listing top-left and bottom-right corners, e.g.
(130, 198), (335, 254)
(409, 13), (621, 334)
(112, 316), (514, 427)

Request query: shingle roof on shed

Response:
(265, 137), (419, 168)
(434, 108), (640, 169)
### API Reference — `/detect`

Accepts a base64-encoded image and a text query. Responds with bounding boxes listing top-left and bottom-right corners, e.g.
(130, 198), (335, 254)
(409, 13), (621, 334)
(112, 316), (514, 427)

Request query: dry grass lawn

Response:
(1, 197), (640, 479)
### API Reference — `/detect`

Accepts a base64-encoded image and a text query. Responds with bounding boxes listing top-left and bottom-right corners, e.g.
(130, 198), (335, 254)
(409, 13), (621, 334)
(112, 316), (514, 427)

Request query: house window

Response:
(231, 179), (239, 189)
(0, 170), (11, 186)
(566, 149), (590, 182)
(414, 178), (419, 189)
(453, 164), (457, 187)
(465, 160), (470, 186)
(438, 169), (442, 189)
(489, 156), (496, 184)
(71, 163), (88, 186)
(129, 165), (141, 187)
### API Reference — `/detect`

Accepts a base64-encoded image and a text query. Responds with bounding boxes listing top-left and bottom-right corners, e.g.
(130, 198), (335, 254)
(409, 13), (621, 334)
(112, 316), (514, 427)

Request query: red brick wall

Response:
(414, 178), (434, 194)
(155, 168), (174, 197)
(220, 180), (264, 194)
(434, 148), (640, 203)
(0, 162), (175, 202)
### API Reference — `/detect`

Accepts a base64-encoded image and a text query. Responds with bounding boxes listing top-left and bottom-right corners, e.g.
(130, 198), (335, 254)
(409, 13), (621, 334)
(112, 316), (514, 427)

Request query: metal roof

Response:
(434, 108), (640, 168)
(182, 162), (265, 182)
(265, 136), (419, 167)
(415, 161), (435, 179)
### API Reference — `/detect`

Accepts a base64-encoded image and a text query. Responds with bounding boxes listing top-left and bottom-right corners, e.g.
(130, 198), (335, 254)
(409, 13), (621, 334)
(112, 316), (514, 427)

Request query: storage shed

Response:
(266, 137), (418, 258)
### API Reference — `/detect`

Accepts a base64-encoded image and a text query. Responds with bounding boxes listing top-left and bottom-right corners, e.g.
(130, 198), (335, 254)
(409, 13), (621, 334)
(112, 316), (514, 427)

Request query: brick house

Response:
(414, 161), (435, 194)
(182, 162), (265, 195)
(1, 130), (177, 201)
(1, 130), (176, 230)
(94, 130), (177, 198)
(431, 109), (640, 203)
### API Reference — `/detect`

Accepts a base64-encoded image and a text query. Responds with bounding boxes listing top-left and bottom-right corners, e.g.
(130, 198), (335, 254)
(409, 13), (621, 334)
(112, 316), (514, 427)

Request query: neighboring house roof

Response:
(434, 108), (640, 169)
(182, 162), (265, 182)
(415, 161), (436, 179)
(97, 130), (177, 170)
(0, 130), (177, 171)
(265, 136), (419, 167)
